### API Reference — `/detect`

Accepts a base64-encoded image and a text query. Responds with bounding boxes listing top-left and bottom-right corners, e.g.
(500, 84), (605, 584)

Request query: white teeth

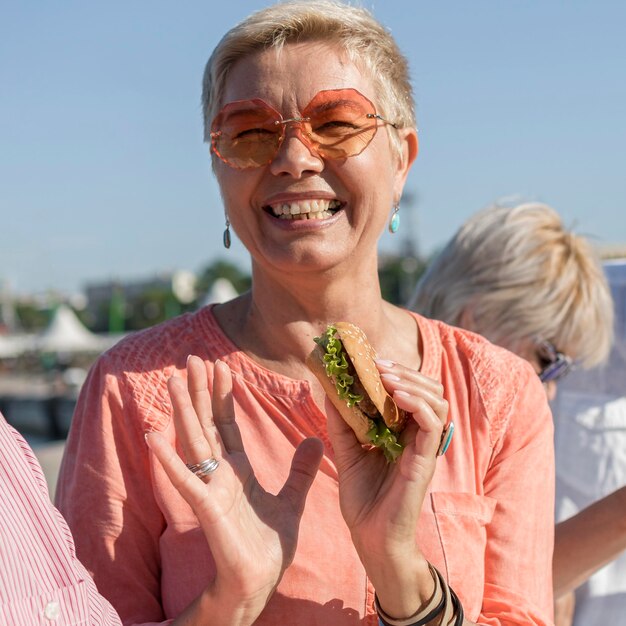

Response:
(269, 199), (341, 218)
(278, 210), (333, 220)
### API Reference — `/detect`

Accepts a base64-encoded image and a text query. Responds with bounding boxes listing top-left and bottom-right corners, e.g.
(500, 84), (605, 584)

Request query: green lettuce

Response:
(367, 421), (404, 462)
(314, 325), (404, 462)
(314, 325), (363, 407)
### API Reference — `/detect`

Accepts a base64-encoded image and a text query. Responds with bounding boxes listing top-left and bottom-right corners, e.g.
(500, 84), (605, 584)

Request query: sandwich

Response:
(306, 322), (409, 461)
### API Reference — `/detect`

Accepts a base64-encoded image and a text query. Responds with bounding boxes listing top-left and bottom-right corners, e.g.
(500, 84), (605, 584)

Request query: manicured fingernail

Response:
(375, 359), (395, 367)
(380, 372), (401, 381)
(394, 390), (411, 398)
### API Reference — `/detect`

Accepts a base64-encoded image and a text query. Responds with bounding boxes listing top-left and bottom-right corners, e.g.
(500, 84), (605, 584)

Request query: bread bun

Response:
(334, 322), (408, 433)
(305, 345), (372, 444)
(306, 322), (408, 455)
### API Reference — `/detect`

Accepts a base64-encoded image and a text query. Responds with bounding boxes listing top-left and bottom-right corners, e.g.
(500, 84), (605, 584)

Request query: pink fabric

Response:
(0, 411), (123, 626)
(56, 307), (555, 625)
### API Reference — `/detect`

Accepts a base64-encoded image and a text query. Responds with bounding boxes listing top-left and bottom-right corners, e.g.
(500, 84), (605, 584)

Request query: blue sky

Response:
(2, 1), (625, 295)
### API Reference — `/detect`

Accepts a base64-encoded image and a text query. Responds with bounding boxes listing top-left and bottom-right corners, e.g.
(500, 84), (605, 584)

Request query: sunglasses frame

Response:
(536, 340), (574, 383)
(209, 88), (397, 169)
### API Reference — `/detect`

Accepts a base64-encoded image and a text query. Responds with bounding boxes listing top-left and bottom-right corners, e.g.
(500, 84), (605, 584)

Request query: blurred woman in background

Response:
(409, 200), (618, 626)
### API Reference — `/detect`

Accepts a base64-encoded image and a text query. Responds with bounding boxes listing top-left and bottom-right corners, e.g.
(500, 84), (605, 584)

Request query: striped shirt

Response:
(0, 411), (122, 626)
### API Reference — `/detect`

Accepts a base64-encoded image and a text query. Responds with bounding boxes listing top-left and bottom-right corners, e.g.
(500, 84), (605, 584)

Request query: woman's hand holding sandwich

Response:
(325, 359), (449, 623)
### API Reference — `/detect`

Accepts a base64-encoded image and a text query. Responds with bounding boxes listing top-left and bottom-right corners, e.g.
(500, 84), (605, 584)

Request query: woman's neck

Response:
(213, 259), (420, 377)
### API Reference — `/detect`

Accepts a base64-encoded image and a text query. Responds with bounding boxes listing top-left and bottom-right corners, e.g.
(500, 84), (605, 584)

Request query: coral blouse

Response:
(56, 308), (554, 625)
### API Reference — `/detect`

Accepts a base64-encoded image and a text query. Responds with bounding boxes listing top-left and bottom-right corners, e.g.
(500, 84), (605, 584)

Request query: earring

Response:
(388, 203), (400, 234)
(223, 215), (231, 249)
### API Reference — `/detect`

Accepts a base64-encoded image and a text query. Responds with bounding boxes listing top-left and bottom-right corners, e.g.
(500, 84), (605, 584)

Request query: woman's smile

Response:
(265, 198), (342, 220)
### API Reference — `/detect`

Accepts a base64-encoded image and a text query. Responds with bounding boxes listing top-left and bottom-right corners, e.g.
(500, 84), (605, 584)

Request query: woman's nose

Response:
(269, 126), (324, 178)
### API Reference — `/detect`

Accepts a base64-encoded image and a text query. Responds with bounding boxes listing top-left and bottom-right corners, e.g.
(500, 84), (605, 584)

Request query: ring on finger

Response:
(437, 422), (455, 457)
(186, 457), (219, 478)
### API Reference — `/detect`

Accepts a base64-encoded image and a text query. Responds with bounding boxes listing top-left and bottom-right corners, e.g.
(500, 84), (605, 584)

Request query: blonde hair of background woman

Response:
(202, 0), (415, 161)
(409, 202), (613, 367)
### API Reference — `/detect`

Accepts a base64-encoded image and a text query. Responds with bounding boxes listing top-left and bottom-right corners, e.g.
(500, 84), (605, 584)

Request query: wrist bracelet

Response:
(375, 563), (444, 626)
(375, 562), (464, 626)
(436, 566), (464, 626)
(450, 585), (464, 626)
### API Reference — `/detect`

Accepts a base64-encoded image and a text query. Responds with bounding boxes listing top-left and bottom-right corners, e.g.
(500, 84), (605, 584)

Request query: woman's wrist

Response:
(172, 583), (268, 626)
(368, 556), (434, 621)
(373, 562), (465, 626)
(375, 562), (443, 625)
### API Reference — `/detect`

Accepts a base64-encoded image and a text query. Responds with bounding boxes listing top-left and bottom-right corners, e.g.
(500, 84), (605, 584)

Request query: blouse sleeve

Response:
(55, 354), (173, 626)
(477, 360), (555, 625)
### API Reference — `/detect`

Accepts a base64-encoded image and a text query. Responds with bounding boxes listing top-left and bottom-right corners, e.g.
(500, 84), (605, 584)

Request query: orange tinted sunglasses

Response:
(210, 88), (397, 169)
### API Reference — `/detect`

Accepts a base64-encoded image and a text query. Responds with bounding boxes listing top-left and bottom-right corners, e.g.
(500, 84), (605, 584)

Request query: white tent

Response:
(199, 278), (238, 307)
(36, 305), (104, 353)
(0, 333), (36, 358)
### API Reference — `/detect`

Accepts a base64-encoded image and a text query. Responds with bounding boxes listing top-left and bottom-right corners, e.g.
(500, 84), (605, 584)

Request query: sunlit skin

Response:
(213, 41), (413, 283)
(210, 41), (420, 397)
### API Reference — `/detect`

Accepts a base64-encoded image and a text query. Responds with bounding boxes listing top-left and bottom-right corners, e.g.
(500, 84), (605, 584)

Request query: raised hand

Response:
(325, 359), (449, 619)
(146, 356), (324, 625)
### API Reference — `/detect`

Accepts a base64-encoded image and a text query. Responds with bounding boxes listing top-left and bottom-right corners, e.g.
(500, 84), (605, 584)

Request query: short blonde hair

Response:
(409, 202), (614, 368)
(201, 0), (415, 158)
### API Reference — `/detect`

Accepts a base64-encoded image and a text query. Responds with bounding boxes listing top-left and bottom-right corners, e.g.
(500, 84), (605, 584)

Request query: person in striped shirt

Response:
(1, 409), (233, 626)
(0, 410), (123, 625)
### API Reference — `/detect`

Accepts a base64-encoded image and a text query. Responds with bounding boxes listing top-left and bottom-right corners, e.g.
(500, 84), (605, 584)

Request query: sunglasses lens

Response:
(537, 342), (572, 382)
(539, 358), (572, 383)
(211, 99), (282, 168)
(210, 89), (385, 168)
(303, 89), (379, 159)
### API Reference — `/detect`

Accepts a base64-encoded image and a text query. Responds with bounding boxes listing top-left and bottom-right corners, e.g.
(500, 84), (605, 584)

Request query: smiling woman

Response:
(56, 2), (555, 625)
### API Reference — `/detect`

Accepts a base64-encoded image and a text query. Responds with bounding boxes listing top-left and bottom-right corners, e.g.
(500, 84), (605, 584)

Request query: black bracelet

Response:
(377, 590), (446, 626)
(375, 563), (465, 626)
(450, 585), (464, 626)
(375, 563), (446, 626)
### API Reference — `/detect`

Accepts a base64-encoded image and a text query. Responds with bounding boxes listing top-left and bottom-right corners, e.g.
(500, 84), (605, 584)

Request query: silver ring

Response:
(186, 457), (219, 478)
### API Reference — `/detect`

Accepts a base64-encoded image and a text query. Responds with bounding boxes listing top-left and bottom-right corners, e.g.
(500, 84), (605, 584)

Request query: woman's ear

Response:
(393, 127), (419, 198)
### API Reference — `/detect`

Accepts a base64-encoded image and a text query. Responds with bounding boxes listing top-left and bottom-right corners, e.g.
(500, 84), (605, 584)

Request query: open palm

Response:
(146, 356), (323, 619)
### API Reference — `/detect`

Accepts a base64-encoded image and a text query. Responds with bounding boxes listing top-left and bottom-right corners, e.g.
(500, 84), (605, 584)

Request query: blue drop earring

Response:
(388, 203), (400, 234)
(223, 215), (231, 249)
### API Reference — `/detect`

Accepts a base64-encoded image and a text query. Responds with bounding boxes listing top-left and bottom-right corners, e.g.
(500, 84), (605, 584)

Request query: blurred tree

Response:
(14, 302), (51, 332)
(378, 254), (428, 306)
(108, 285), (126, 333)
(196, 259), (251, 299)
(124, 286), (196, 331)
